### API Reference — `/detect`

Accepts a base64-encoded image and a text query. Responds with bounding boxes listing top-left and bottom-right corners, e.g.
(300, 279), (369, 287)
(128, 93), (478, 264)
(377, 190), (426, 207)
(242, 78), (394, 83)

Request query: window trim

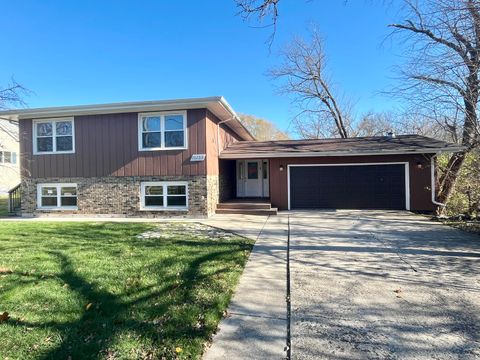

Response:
(37, 183), (78, 211)
(138, 111), (188, 151)
(0, 151), (17, 165)
(33, 117), (75, 155)
(140, 181), (189, 211)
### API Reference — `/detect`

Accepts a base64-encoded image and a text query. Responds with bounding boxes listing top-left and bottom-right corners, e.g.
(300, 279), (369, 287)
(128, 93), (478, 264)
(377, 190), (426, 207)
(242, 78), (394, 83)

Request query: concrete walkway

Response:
(202, 214), (289, 360)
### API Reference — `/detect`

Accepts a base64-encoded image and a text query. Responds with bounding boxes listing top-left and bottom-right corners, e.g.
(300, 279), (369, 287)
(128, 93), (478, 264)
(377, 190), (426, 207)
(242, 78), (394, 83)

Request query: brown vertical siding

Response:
(268, 154), (434, 212)
(20, 109), (208, 178)
(205, 110), (242, 175)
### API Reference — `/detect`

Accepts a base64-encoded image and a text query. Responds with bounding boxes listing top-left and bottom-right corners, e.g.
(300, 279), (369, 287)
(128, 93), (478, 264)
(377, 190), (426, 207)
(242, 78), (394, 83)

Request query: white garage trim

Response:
(287, 162), (410, 211)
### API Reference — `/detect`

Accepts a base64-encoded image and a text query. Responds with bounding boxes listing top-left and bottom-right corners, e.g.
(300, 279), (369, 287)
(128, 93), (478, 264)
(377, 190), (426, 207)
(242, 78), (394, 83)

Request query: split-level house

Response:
(0, 96), (463, 217)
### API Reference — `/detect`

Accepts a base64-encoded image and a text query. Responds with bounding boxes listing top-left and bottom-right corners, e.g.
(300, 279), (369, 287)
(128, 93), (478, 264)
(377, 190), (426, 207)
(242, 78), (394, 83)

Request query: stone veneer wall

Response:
(206, 175), (219, 216)
(20, 176), (209, 217)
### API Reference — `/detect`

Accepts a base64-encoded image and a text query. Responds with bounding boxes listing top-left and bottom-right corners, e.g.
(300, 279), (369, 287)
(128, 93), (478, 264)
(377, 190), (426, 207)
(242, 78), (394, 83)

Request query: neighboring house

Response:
(0, 96), (463, 217)
(0, 119), (20, 195)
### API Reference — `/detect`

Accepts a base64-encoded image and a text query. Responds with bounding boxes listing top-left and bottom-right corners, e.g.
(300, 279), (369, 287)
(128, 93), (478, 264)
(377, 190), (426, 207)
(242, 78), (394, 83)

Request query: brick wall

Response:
(21, 175), (210, 217)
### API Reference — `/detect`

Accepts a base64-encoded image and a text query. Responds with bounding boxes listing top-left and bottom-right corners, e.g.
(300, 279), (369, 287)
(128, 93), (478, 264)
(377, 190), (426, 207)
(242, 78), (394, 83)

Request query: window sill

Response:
(34, 151), (75, 155)
(37, 207), (78, 211)
(139, 147), (187, 152)
(140, 207), (188, 212)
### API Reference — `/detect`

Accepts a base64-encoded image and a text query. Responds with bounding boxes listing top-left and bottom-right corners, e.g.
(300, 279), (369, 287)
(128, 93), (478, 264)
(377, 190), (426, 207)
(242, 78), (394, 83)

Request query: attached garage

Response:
(288, 163), (408, 210)
(219, 134), (465, 213)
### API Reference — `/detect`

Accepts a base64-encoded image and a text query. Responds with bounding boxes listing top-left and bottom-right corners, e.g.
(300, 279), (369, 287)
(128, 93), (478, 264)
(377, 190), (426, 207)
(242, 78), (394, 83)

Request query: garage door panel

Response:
(290, 164), (406, 210)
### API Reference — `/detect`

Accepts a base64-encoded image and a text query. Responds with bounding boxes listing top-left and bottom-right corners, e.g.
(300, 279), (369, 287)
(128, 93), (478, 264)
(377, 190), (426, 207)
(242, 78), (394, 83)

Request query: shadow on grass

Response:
(0, 223), (252, 359)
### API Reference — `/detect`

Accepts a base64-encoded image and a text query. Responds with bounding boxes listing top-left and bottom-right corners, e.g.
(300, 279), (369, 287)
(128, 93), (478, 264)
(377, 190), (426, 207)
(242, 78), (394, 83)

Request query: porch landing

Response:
(216, 199), (278, 216)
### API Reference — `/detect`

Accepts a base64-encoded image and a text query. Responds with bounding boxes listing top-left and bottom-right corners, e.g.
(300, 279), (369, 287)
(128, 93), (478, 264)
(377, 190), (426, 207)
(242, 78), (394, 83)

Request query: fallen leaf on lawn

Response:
(393, 289), (402, 294)
(45, 336), (52, 343)
(85, 303), (93, 310)
(0, 312), (10, 323)
(0, 267), (13, 274)
(175, 347), (183, 353)
(26, 327), (34, 331)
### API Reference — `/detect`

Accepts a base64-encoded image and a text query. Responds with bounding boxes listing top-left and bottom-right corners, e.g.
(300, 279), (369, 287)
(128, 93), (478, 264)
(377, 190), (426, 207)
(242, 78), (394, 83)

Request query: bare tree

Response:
(351, 111), (449, 139)
(390, 0), (480, 211)
(235, 0), (281, 47)
(238, 113), (290, 140)
(0, 79), (27, 110)
(0, 79), (28, 187)
(270, 28), (350, 138)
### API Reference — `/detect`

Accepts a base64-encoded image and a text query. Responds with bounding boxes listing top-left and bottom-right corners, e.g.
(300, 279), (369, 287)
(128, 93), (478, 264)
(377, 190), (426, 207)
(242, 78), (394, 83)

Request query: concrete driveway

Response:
(290, 210), (480, 359)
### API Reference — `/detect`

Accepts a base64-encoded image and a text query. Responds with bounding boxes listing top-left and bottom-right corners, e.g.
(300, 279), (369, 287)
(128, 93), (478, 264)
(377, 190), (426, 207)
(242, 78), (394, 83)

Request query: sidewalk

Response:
(202, 214), (288, 360)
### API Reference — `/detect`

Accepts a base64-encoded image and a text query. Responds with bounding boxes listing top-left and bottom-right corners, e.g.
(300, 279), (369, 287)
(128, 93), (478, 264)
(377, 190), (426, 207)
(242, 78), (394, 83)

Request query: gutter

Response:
(219, 148), (466, 159)
(431, 154), (446, 207)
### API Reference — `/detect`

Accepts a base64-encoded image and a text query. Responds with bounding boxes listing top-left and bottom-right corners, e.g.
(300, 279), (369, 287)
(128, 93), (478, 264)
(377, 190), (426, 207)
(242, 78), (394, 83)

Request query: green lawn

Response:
(0, 222), (253, 359)
(0, 196), (8, 216)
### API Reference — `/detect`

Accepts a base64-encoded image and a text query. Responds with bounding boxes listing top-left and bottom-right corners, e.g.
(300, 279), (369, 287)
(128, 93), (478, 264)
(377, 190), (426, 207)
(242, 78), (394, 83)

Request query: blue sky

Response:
(1, 0), (404, 134)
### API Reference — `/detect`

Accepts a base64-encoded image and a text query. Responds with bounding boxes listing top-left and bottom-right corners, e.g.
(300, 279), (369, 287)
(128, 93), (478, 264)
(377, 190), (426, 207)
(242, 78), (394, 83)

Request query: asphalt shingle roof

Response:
(219, 135), (464, 159)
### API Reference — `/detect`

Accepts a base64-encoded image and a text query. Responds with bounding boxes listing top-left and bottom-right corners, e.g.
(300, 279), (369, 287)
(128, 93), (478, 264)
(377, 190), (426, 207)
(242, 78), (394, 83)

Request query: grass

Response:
(442, 220), (480, 235)
(0, 222), (254, 359)
(0, 196), (8, 217)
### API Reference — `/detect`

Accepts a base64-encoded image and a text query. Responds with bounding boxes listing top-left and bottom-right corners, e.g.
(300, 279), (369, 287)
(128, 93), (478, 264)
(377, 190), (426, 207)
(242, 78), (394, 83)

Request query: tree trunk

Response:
(436, 151), (468, 215)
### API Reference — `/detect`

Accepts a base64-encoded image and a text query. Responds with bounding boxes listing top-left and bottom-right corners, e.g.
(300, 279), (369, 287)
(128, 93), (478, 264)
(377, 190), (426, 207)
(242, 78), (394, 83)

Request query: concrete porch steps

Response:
(216, 199), (277, 215)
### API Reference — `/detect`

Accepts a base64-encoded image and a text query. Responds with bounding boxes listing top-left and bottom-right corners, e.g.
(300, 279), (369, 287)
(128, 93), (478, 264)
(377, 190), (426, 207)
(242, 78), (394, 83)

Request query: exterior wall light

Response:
(416, 162), (423, 169)
(279, 165), (284, 171)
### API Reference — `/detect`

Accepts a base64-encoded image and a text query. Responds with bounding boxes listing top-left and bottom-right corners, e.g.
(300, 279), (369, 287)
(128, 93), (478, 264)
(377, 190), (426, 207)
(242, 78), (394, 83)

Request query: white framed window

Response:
(37, 183), (78, 210)
(0, 151), (17, 165)
(140, 181), (188, 211)
(33, 117), (75, 155)
(138, 111), (187, 151)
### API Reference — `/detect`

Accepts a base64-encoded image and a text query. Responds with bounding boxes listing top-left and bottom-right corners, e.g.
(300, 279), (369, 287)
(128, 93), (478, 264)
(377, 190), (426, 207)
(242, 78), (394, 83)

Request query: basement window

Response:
(140, 182), (188, 210)
(37, 183), (78, 210)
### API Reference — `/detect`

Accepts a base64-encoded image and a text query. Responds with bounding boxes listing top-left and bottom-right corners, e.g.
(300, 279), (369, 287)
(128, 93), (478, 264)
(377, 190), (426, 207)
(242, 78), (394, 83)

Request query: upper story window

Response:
(0, 151), (17, 165)
(138, 111), (187, 151)
(33, 118), (75, 155)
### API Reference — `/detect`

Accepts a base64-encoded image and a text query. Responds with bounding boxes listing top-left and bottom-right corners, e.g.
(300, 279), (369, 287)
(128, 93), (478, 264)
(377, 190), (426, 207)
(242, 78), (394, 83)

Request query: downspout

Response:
(431, 154), (446, 207)
(216, 116), (236, 156)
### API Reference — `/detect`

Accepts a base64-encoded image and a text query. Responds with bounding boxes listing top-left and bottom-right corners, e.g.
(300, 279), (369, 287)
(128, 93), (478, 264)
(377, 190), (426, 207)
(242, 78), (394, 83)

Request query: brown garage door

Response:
(289, 164), (406, 210)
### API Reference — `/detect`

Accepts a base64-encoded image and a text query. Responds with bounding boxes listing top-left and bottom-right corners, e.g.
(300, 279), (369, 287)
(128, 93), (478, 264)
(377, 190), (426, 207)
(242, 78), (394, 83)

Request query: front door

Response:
(237, 160), (269, 197)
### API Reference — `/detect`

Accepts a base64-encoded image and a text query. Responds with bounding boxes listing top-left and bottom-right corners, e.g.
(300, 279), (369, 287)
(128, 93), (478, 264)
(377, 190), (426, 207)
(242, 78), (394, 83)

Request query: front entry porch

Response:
(215, 198), (278, 215)
(236, 159), (270, 198)
(215, 159), (277, 215)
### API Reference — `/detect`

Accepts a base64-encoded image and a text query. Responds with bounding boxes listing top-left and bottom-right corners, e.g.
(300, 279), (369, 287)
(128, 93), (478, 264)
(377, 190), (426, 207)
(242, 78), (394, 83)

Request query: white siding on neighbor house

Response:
(0, 120), (20, 194)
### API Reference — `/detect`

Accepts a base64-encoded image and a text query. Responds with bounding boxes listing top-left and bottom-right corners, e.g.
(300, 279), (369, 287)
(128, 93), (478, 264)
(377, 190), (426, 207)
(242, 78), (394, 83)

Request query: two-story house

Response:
(0, 119), (20, 195)
(0, 96), (463, 217)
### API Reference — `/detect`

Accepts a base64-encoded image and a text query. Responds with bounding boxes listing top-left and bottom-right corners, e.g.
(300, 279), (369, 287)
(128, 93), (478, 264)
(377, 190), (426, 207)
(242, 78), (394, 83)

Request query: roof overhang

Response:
(0, 96), (255, 141)
(219, 147), (465, 159)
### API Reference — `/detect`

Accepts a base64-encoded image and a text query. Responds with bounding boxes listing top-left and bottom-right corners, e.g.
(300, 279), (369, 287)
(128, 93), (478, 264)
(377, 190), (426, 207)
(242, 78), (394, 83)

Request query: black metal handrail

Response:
(8, 183), (21, 214)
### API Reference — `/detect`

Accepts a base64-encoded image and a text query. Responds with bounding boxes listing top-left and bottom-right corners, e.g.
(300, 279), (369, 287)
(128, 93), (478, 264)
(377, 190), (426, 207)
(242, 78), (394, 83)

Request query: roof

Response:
(0, 96), (255, 141)
(219, 135), (464, 159)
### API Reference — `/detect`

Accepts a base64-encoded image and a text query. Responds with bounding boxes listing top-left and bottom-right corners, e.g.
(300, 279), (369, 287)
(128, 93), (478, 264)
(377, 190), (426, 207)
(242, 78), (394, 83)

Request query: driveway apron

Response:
(289, 210), (480, 360)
